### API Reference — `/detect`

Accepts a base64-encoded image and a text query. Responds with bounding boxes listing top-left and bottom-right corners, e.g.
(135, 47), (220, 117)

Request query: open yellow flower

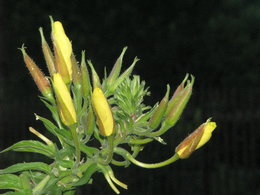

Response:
(92, 87), (114, 136)
(53, 73), (77, 126)
(52, 21), (72, 84)
(175, 119), (216, 159)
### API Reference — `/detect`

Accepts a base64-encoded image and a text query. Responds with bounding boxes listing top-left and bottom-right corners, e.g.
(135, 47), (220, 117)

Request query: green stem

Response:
(98, 165), (120, 194)
(70, 125), (80, 164)
(64, 190), (76, 195)
(114, 147), (179, 168)
(112, 146), (141, 167)
(147, 123), (171, 137)
(98, 135), (114, 165)
(129, 137), (153, 145)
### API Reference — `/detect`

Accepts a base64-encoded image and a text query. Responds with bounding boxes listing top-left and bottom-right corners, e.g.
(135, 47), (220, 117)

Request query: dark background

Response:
(0, 0), (259, 194)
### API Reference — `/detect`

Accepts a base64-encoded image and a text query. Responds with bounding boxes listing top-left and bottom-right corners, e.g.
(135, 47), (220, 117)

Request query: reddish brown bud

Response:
(20, 46), (53, 100)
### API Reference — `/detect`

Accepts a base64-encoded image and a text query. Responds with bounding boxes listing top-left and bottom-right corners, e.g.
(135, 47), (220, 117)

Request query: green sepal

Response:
(164, 75), (195, 128)
(149, 85), (170, 129)
(87, 60), (101, 89)
(106, 47), (128, 88)
(108, 57), (139, 95)
(0, 140), (55, 158)
(0, 162), (51, 175)
(84, 105), (95, 139)
(81, 51), (92, 100)
(164, 74), (189, 117)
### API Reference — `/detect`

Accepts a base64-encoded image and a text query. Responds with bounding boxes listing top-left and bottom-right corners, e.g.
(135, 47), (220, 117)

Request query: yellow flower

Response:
(52, 21), (72, 84)
(53, 73), (77, 126)
(175, 119), (216, 159)
(92, 88), (114, 136)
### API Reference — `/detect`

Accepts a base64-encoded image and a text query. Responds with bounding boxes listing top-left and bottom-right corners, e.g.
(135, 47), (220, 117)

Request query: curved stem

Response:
(111, 145), (142, 167)
(114, 147), (179, 169)
(98, 165), (120, 194)
(147, 123), (170, 137)
(98, 135), (114, 165)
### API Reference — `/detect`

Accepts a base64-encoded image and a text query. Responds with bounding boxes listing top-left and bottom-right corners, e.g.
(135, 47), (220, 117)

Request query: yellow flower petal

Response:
(52, 21), (72, 82)
(92, 88), (114, 136)
(53, 73), (76, 126)
(196, 122), (216, 149)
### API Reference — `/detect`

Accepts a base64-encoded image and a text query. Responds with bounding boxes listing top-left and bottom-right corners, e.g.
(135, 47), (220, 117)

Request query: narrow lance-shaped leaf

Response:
(0, 174), (22, 191)
(0, 140), (55, 158)
(0, 162), (51, 175)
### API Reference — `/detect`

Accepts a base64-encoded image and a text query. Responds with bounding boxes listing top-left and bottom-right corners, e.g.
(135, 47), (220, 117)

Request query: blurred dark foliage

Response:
(0, 0), (259, 194)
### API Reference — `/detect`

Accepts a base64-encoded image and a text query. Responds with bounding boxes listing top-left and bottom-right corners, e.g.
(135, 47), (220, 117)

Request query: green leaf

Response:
(35, 114), (59, 136)
(0, 140), (55, 158)
(74, 163), (98, 186)
(0, 174), (22, 191)
(0, 162), (51, 175)
(39, 97), (62, 129)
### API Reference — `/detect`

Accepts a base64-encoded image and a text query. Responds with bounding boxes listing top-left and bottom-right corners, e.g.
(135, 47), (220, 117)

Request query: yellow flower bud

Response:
(52, 21), (72, 84)
(92, 88), (114, 136)
(53, 73), (77, 126)
(175, 119), (217, 159)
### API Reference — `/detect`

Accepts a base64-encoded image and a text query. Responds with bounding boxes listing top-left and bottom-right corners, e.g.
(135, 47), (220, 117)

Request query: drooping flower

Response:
(175, 119), (217, 159)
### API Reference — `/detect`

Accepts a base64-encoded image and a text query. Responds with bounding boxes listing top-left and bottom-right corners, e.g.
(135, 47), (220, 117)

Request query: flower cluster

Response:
(0, 18), (216, 194)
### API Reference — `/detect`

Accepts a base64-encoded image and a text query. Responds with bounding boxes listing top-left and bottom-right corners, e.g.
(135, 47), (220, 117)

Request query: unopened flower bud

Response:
(53, 73), (77, 126)
(81, 51), (92, 99)
(85, 106), (95, 137)
(39, 27), (56, 76)
(88, 60), (101, 89)
(71, 52), (82, 88)
(92, 87), (114, 136)
(20, 46), (53, 100)
(52, 21), (72, 84)
(175, 119), (217, 159)
(106, 47), (127, 88)
(149, 85), (170, 129)
(164, 74), (189, 116)
(165, 75), (194, 128)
